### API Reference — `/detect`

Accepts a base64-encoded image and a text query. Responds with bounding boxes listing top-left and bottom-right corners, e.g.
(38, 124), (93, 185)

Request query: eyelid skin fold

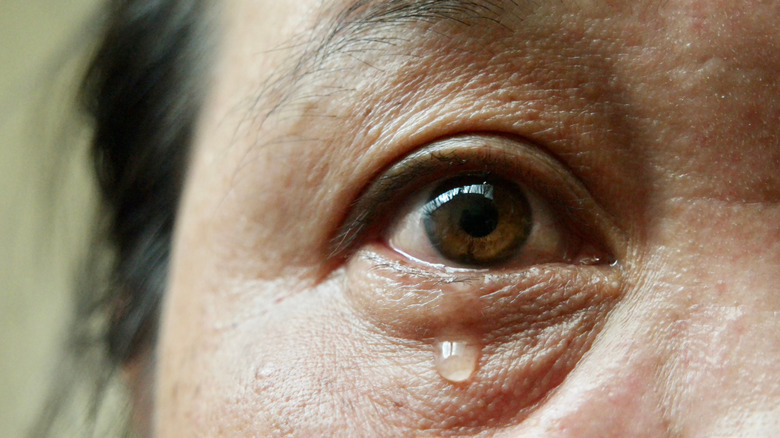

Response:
(330, 134), (626, 264)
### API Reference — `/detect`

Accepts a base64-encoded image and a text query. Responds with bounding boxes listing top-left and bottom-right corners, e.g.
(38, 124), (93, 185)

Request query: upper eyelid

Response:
(328, 133), (626, 261)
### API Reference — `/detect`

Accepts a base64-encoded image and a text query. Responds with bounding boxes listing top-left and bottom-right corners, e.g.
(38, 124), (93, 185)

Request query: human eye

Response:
(332, 134), (618, 271)
(389, 173), (581, 269)
(329, 134), (624, 424)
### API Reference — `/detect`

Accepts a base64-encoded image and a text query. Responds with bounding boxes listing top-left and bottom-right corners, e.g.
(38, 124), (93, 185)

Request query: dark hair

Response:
(85, 0), (209, 365)
(34, 0), (210, 435)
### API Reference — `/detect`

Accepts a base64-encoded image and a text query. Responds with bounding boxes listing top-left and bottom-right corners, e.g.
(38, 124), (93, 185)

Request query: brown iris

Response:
(422, 175), (532, 266)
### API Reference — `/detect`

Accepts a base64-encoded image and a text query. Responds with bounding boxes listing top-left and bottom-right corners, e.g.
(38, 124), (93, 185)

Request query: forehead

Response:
(217, 0), (776, 134)
(204, 0), (778, 217)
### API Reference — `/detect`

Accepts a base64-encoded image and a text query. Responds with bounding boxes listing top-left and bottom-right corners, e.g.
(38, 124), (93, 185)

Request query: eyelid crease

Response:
(328, 134), (625, 264)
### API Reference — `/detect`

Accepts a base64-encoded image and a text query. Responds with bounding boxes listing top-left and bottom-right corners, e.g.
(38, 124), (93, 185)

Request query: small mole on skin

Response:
(433, 338), (481, 383)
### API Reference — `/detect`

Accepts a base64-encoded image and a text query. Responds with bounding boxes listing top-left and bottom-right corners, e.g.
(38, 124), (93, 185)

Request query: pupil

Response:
(459, 197), (498, 238)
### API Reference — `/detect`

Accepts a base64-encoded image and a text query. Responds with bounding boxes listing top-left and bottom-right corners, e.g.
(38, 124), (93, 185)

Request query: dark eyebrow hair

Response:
(318, 0), (531, 56)
(251, 0), (537, 124)
(332, 0), (515, 30)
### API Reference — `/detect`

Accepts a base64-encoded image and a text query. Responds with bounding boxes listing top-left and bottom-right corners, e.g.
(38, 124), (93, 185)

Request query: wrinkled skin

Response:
(153, 0), (779, 436)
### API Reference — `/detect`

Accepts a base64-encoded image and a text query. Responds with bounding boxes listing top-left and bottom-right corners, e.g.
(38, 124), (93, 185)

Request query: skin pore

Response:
(153, 0), (778, 436)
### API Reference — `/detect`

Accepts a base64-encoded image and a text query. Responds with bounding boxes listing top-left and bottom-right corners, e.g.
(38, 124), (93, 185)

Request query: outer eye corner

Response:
(328, 207), (374, 262)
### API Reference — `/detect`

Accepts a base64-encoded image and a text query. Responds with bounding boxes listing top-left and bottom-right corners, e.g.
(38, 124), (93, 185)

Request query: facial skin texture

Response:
(155, 0), (779, 436)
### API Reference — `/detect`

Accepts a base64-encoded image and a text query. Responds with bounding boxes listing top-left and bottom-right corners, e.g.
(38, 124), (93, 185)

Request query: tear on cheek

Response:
(344, 246), (623, 430)
(434, 336), (482, 383)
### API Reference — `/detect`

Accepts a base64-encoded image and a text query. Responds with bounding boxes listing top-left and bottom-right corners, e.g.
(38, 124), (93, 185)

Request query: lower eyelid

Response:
(346, 246), (622, 338)
(343, 246), (623, 427)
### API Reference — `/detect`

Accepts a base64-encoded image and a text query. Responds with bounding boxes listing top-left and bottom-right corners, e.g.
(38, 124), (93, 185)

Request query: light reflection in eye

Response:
(417, 174), (532, 267)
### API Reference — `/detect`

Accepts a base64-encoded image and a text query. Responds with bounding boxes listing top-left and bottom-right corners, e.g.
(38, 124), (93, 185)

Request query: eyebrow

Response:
(255, 0), (540, 121)
(331, 0), (517, 29)
(319, 0), (534, 55)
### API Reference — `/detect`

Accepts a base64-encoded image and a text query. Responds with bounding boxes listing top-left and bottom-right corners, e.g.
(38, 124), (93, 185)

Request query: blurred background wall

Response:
(1, 1), (101, 436)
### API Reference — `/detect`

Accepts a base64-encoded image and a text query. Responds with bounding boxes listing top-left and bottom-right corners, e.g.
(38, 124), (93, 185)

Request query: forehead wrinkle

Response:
(315, 0), (544, 68)
(247, 0), (542, 135)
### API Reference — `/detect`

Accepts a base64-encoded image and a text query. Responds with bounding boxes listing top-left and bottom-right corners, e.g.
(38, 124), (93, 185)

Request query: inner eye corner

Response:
(560, 204), (625, 267)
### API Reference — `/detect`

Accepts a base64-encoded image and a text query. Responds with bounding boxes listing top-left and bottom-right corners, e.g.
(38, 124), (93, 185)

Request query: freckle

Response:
(433, 337), (481, 383)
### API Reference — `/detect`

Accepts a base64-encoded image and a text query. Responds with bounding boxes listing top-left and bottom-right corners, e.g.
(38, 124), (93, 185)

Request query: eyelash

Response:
(329, 134), (619, 267)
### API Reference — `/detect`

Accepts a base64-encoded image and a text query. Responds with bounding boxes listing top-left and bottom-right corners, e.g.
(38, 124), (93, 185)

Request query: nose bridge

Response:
(656, 303), (780, 434)
(643, 196), (780, 306)
(606, 197), (780, 435)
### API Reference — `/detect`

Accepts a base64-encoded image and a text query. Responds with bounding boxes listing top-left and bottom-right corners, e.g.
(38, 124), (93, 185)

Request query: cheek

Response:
(157, 246), (623, 436)
(639, 203), (780, 434)
(156, 273), (366, 435)
(339, 248), (622, 430)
